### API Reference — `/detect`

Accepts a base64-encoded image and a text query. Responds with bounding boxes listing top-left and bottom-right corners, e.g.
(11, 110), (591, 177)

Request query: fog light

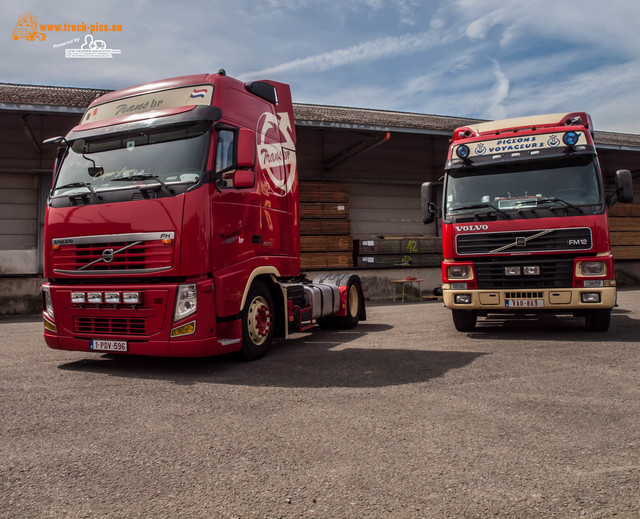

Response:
(123, 292), (140, 304)
(455, 294), (472, 304)
(87, 292), (102, 304)
(504, 266), (521, 276)
(523, 266), (540, 275)
(71, 292), (86, 304)
(104, 292), (120, 304)
(581, 292), (601, 303)
(171, 321), (196, 337)
(584, 280), (604, 288)
(44, 316), (57, 333)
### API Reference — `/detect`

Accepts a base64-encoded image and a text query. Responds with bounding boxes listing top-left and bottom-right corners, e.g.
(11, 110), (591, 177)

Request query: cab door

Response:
(211, 127), (262, 272)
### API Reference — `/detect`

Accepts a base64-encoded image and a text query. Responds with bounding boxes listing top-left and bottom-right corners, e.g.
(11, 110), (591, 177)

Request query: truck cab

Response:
(422, 112), (633, 331)
(42, 72), (364, 359)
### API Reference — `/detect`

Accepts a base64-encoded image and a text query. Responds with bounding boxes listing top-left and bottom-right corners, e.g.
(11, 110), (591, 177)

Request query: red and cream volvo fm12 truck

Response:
(41, 71), (365, 360)
(422, 112), (633, 332)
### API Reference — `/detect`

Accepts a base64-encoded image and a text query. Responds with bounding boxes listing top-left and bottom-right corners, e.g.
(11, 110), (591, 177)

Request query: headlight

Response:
(448, 265), (470, 279)
(174, 283), (197, 321)
(42, 284), (54, 320)
(580, 261), (605, 276)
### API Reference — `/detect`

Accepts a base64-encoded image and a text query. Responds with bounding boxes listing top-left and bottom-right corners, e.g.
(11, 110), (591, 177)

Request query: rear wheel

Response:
(240, 281), (274, 361)
(585, 308), (611, 331)
(317, 278), (363, 329)
(452, 309), (477, 332)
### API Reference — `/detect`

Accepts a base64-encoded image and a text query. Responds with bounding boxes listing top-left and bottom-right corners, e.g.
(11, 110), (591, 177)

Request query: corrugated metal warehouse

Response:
(1, 82), (640, 314)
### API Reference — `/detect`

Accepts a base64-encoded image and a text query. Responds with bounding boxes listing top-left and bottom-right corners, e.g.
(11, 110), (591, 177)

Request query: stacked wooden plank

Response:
(299, 182), (353, 270)
(354, 237), (442, 268)
(608, 202), (640, 260)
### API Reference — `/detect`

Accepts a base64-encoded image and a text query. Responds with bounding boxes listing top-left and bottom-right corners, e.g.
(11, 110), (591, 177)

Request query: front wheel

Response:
(452, 309), (477, 332)
(240, 281), (275, 361)
(585, 308), (611, 331)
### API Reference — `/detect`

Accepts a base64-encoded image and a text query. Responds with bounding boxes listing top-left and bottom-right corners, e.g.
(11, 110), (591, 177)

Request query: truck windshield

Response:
(53, 121), (210, 197)
(445, 155), (602, 218)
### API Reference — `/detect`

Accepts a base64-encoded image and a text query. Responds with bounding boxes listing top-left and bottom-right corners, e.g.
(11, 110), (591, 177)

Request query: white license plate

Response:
(505, 299), (544, 308)
(90, 339), (128, 352)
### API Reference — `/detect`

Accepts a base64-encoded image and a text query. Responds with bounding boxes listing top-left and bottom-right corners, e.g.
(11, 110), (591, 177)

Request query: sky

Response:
(3, 0), (640, 133)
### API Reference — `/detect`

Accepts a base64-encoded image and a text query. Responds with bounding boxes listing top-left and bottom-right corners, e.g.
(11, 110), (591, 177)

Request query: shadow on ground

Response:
(464, 310), (640, 343)
(58, 322), (486, 388)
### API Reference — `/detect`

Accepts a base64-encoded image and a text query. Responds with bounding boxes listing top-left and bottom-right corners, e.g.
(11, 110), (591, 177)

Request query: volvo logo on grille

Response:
(102, 248), (115, 263)
(516, 237), (527, 247)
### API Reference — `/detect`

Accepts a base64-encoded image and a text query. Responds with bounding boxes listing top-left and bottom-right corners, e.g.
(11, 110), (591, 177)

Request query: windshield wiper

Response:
(53, 182), (102, 201)
(451, 203), (510, 218)
(536, 197), (584, 214)
(111, 174), (176, 195)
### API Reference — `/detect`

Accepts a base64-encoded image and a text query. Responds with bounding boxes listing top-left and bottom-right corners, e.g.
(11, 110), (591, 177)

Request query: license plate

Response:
(90, 339), (128, 352)
(505, 299), (544, 308)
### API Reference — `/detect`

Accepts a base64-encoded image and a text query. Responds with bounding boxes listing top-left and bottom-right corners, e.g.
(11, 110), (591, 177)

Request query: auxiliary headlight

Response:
(174, 283), (197, 321)
(580, 261), (605, 276)
(456, 144), (470, 159)
(448, 265), (470, 279)
(563, 131), (579, 147)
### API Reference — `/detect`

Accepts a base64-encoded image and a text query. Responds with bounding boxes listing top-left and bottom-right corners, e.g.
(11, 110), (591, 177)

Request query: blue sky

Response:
(3, 0), (640, 133)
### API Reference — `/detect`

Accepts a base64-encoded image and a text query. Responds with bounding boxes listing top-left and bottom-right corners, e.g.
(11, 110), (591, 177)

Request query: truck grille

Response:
(74, 316), (146, 335)
(456, 228), (592, 255)
(51, 232), (174, 275)
(475, 257), (574, 289)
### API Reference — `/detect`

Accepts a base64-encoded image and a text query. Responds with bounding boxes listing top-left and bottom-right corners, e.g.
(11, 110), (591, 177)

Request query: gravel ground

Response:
(1, 291), (639, 518)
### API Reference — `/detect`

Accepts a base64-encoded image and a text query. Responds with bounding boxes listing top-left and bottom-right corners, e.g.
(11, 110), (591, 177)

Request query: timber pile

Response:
(299, 181), (353, 270)
(608, 202), (640, 260)
(354, 237), (442, 268)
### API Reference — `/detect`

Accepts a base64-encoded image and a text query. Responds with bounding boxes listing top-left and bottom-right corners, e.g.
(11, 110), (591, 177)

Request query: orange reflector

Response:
(162, 239), (172, 245)
(52, 245), (60, 251)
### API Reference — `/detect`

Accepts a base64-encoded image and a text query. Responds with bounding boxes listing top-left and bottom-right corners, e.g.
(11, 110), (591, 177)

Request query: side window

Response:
(215, 129), (235, 188)
(215, 129), (235, 172)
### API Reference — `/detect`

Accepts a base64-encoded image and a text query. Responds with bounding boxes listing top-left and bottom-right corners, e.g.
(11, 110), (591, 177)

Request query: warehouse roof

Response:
(1, 82), (639, 149)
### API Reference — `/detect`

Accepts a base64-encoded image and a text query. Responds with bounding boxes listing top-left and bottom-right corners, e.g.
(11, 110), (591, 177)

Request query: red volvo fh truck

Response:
(422, 112), (633, 332)
(41, 71), (365, 360)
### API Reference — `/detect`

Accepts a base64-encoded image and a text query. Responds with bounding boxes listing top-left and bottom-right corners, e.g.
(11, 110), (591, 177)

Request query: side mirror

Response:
(233, 169), (255, 189)
(615, 169), (633, 204)
(237, 129), (256, 168)
(421, 182), (437, 224)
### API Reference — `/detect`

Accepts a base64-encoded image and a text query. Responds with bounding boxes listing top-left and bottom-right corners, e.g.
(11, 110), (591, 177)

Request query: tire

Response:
(585, 308), (611, 331)
(317, 278), (363, 329)
(240, 281), (275, 361)
(452, 309), (477, 332)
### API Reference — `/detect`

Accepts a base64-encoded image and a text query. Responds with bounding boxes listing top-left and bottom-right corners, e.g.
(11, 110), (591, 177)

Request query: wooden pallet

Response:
(300, 202), (350, 219)
(609, 202), (640, 259)
(301, 219), (350, 236)
(300, 181), (350, 203)
(301, 252), (353, 270)
(301, 235), (353, 252)
(299, 181), (353, 270)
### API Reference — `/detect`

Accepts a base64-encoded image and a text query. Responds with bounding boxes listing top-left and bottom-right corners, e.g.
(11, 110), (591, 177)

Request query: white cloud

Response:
(3, 0), (640, 133)
(487, 60), (509, 120)
(241, 26), (452, 79)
